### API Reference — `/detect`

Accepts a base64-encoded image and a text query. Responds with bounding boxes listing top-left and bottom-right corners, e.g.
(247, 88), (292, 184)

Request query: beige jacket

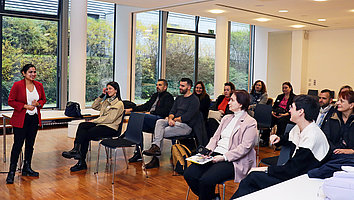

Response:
(91, 97), (124, 131)
(206, 112), (258, 182)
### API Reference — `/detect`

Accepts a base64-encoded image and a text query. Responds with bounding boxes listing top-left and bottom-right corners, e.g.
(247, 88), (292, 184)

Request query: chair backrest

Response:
(277, 123), (295, 165)
(124, 112), (145, 144)
(114, 110), (126, 137)
(254, 104), (272, 128)
(307, 89), (318, 96)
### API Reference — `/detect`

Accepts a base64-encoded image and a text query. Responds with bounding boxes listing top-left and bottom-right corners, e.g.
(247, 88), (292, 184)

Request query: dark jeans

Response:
(231, 171), (283, 199)
(271, 115), (290, 137)
(74, 122), (116, 159)
(184, 161), (235, 200)
(10, 114), (39, 166)
(135, 114), (162, 152)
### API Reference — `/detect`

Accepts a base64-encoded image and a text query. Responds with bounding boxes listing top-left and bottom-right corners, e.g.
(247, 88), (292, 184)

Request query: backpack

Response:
(65, 101), (82, 118)
(171, 144), (192, 175)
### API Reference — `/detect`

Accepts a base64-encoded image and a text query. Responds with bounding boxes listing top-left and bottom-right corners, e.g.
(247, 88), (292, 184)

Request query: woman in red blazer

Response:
(6, 64), (46, 184)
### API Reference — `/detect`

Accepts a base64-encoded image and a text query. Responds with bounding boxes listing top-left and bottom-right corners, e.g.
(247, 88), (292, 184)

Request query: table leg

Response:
(3, 117), (6, 163)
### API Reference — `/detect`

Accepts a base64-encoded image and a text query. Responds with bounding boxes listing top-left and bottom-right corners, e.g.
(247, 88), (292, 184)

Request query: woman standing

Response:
(62, 81), (124, 172)
(6, 64), (46, 184)
(193, 81), (211, 122)
(184, 90), (258, 200)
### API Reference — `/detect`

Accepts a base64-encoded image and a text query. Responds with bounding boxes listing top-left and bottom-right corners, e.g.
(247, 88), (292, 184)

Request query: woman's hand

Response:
(102, 87), (107, 94)
(212, 155), (225, 163)
(24, 104), (35, 111)
(278, 113), (289, 118)
(31, 100), (39, 107)
(269, 135), (280, 145)
(333, 149), (354, 154)
(271, 112), (279, 118)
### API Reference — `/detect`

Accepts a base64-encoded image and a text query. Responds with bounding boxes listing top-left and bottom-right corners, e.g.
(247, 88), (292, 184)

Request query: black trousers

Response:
(231, 171), (283, 199)
(271, 115), (290, 137)
(206, 118), (220, 140)
(74, 122), (117, 159)
(10, 114), (39, 167)
(184, 161), (235, 200)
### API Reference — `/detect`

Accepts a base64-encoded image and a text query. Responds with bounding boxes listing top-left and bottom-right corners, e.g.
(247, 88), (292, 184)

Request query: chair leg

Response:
(122, 148), (128, 169)
(95, 143), (101, 174)
(112, 149), (117, 184)
(138, 146), (148, 178)
(185, 186), (190, 200)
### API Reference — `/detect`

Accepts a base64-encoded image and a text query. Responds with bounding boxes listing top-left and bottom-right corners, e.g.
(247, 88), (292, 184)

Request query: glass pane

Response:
(167, 12), (195, 31)
(229, 22), (250, 90)
(85, 0), (115, 105)
(198, 37), (215, 98)
(198, 17), (216, 34)
(166, 33), (195, 96)
(2, 17), (58, 109)
(5, 0), (59, 16)
(135, 11), (159, 104)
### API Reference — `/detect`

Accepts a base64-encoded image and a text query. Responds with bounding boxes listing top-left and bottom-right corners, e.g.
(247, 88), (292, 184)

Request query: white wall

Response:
(306, 29), (354, 98)
(267, 31), (292, 99)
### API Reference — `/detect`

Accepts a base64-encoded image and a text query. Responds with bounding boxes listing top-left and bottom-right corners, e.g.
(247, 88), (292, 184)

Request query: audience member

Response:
(125, 79), (174, 163)
(309, 90), (354, 178)
(271, 82), (296, 141)
(6, 64), (46, 184)
(143, 78), (200, 169)
(62, 82), (124, 172)
(184, 90), (257, 200)
(232, 95), (330, 198)
(248, 80), (268, 117)
(193, 81), (211, 122)
(338, 85), (353, 95)
(207, 82), (235, 139)
(316, 89), (335, 128)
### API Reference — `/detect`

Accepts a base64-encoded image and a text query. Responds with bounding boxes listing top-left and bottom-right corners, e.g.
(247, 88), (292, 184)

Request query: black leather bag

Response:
(65, 101), (82, 118)
(273, 107), (287, 116)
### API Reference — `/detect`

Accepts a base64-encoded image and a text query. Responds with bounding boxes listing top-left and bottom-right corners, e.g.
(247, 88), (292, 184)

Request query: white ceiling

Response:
(105, 0), (354, 31)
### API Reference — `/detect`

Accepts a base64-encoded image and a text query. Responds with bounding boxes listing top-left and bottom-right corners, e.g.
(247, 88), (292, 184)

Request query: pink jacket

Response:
(206, 112), (258, 182)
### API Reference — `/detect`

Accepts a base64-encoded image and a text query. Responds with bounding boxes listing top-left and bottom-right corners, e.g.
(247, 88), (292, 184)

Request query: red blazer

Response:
(8, 79), (46, 128)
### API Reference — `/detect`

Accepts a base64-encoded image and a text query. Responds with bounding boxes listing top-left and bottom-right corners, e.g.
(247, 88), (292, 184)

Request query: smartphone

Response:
(197, 145), (212, 156)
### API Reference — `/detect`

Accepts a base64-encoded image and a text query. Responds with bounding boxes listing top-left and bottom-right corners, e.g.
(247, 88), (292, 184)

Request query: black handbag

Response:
(273, 107), (287, 116)
(65, 101), (82, 118)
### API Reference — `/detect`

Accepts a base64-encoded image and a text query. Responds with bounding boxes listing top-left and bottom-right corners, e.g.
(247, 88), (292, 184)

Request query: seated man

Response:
(232, 95), (330, 198)
(125, 79), (174, 162)
(143, 78), (200, 169)
(316, 89), (335, 128)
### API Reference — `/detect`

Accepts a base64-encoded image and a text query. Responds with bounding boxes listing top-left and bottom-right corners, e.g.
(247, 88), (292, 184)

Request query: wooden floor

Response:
(0, 125), (279, 200)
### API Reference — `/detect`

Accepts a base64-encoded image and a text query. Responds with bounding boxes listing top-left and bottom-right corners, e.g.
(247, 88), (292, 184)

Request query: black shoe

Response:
(145, 156), (159, 169)
(62, 143), (82, 160)
(22, 161), (39, 177)
(128, 152), (142, 163)
(275, 146), (282, 151)
(70, 160), (87, 172)
(143, 144), (161, 156)
(6, 171), (15, 184)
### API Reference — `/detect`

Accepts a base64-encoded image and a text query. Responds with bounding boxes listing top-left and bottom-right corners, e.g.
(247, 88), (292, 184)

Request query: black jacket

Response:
(320, 106), (336, 129)
(132, 91), (174, 118)
(272, 93), (296, 114)
(211, 95), (233, 115)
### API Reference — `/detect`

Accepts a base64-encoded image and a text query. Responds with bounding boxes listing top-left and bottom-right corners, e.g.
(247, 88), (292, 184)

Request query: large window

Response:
(134, 11), (159, 104)
(1, 0), (59, 110)
(229, 22), (251, 90)
(85, 0), (115, 104)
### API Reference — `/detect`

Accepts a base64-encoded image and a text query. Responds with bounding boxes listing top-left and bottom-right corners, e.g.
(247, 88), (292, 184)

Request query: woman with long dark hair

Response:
(193, 81), (211, 122)
(62, 81), (124, 172)
(248, 80), (268, 117)
(6, 64), (46, 184)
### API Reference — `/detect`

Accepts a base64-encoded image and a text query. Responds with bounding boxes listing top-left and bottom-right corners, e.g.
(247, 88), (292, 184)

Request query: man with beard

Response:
(125, 79), (174, 163)
(316, 89), (335, 128)
(143, 78), (200, 169)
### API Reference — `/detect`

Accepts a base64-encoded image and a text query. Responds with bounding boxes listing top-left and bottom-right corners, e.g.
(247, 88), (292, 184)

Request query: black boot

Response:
(128, 152), (142, 163)
(145, 156), (159, 169)
(70, 159), (87, 172)
(22, 161), (39, 177)
(6, 164), (17, 184)
(62, 143), (82, 160)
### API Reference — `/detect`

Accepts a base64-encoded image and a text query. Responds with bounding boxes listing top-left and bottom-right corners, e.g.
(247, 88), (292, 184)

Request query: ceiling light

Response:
(318, 18), (326, 22)
(208, 9), (224, 14)
(350, 9), (354, 12)
(278, 10), (288, 13)
(254, 18), (270, 22)
(290, 25), (305, 28)
(314, 0), (327, 2)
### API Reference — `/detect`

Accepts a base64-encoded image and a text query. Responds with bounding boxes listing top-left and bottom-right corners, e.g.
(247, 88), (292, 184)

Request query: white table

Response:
(1, 109), (99, 162)
(236, 174), (325, 200)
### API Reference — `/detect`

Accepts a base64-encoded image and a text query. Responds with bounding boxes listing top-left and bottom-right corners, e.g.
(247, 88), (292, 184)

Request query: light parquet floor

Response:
(0, 126), (279, 200)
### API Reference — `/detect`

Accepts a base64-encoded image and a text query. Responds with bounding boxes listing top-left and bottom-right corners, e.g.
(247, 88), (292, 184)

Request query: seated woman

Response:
(309, 90), (354, 178)
(248, 80), (268, 117)
(62, 81), (124, 172)
(271, 82), (296, 138)
(184, 90), (258, 200)
(207, 82), (235, 138)
(193, 81), (211, 122)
